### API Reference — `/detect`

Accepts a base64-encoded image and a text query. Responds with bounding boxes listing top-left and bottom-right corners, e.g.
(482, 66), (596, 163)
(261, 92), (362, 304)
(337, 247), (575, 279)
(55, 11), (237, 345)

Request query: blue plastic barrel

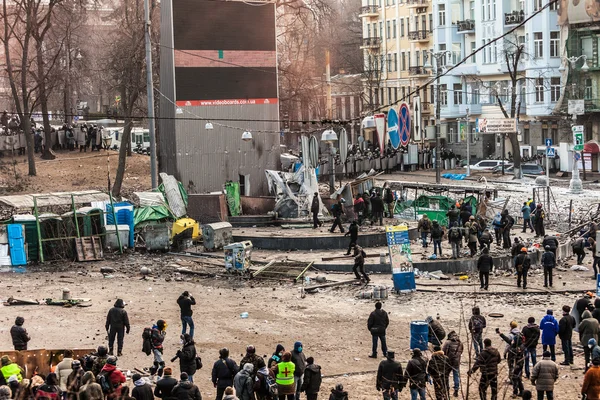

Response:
(410, 321), (429, 351)
(392, 271), (416, 292)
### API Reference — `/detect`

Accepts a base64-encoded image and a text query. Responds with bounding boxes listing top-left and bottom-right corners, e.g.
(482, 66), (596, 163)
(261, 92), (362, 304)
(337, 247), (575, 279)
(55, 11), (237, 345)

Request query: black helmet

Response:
(219, 348), (229, 358)
(97, 345), (108, 357)
(106, 356), (118, 366)
(246, 345), (255, 354)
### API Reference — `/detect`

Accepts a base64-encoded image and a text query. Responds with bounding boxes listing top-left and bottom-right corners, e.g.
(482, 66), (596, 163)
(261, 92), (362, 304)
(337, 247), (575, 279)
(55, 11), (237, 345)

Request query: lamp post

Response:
(424, 50), (452, 184)
(322, 129), (338, 194)
(560, 55), (589, 193)
(102, 136), (113, 191)
(465, 107), (471, 177)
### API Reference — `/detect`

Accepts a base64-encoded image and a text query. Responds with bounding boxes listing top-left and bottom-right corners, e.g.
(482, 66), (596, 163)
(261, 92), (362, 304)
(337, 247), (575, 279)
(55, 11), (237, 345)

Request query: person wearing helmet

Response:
(211, 348), (239, 400)
(515, 247), (531, 289)
(329, 198), (345, 233)
(10, 316), (30, 351)
(99, 356), (126, 399)
(541, 245), (556, 288)
(240, 345), (261, 380)
(92, 346), (109, 376)
(149, 320), (167, 377)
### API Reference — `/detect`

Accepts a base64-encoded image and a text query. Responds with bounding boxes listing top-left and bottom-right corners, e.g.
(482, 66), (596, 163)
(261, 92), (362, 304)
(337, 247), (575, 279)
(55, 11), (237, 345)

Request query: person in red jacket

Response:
(99, 356), (126, 399)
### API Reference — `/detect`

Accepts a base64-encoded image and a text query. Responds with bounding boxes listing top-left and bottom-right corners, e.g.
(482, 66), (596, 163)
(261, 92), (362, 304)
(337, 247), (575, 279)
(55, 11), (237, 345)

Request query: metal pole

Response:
(326, 50), (332, 119)
(33, 196), (44, 263)
(435, 63), (441, 184)
(501, 133), (505, 175)
(546, 148), (550, 187)
(144, 0), (157, 189)
(329, 144), (335, 194)
(466, 107), (471, 177)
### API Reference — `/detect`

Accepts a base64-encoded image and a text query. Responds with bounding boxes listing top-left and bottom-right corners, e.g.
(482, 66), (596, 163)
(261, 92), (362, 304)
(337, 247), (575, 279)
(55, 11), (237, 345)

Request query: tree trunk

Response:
(112, 117), (132, 197)
(22, 116), (36, 176)
(36, 42), (56, 160)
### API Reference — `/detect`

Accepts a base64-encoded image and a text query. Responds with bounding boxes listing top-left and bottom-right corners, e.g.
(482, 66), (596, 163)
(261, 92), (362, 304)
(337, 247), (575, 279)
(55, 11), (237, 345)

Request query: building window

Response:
(401, 52), (406, 70)
(534, 32), (543, 58)
(387, 54), (392, 71)
(372, 23), (377, 37)
(549, 0), (557, 10)
(470, 0), (475, 18)
(533, 0), (542, 11)
(394, 88), (398, 102)
(388, 88), (392, 104)
(524, 128), (530, 144)
(379, 22), (383, 38)
(422, 15), (427, 31)
(470, 41), (476, 63)
(387, 20), (391, 39)
(453, 83), (463, 105)
(393, 19), (397, 38)
(535, 78), (544, 102)
(439, 44), (447, 66)
(439, 4), (446, 26)
(394, 53), (398, 71)
(380, 88), (385, 104)
(402, 87), (406, 100)
(367, 25), (371, 38)
(550, 77), (560, 102)
(440, 84), (448, 106)
(482, 40), (487, 63)
(585, 78), (593, 100)
(400, 18), (404, 36)
(429, 13), (433, 32)
(549, 32), (559, 57)
(472, 87), (480, 104)
(415, 50), (420, 66)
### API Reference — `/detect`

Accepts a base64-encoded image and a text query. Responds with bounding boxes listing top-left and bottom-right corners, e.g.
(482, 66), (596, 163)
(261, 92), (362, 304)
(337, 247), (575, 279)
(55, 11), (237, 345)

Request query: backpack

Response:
(522, 256), (531, 269)
(572, 240), (583, 251)
(421, 219), (431, 230)
(469, 223), (478, 235)
(471, 317), (484, 334)
(81, 355), (95, 372)
(96, 370), (114, 394)
(511, 332), (526, 354)
(264, 374), (278, 399)
(142, 327), (153, 355)
(450, 228), (461, 240)
(431, 225), (442, 238)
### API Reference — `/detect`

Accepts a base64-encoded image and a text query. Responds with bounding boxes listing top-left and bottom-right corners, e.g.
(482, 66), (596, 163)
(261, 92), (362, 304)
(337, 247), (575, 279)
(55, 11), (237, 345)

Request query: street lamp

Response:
(321, 128), (338, 194)
(424, 50), (452, 184)
(241, 131), (253, 142)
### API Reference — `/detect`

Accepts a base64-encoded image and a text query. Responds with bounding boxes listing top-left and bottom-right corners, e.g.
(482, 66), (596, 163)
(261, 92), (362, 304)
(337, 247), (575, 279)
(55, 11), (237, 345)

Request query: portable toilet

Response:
(224, 241), (253, 272)
(106, 202), (134, 248)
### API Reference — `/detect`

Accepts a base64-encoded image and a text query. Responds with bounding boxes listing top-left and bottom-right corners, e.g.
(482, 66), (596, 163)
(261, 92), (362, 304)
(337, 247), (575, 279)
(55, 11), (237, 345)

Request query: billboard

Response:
(558, 0), (600, 25)
(475, 118), (516, 133)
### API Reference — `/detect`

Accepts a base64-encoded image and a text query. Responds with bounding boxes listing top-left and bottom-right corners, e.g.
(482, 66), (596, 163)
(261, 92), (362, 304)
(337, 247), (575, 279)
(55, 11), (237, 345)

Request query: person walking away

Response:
(150, 320), (167, 377)
(352, 245), (370, 283)
(78, 371), (103, 400)
(328, 384), (347, 400)
(66, 361), (84, 400)
(252, 358), (270, 400)
(240, 345), (262, 380)
(431, 221), (444, 257)
(590, 237), (600, 280)
(579, 310), (600, 371)
(154, 367), (178, 400)
(35, 373), (61, 400)
(476, 248), (494, 290)
(99, 356), (126, 400)
(344, 221), (358, 255)
(515, 248), (531, 289)
(56, 351), (74, 396)
(521, 202), (533, 233)
(541, 246), (556, 287)
(233, 364), (254, 400)
(459, 203), (472, 227)
(480, 229), (493, 251)
(363, 193), (372, 222)
(417, 215), (431, 248)
(268, 345), (285, 370)
(330, 199), (345, 233)
(572, 237), (586, 265)
(353, 195), (365, 226)
(500, 209), (514, 249)
(533, 204), (545, 237)
(465, 216), (479, 257)
(446, 205), (459, 229)
(442, 331), (463, 397)
(492, 213), (502, 246)
(176, 334), (198, 383)
(211, 348), (239, 400)
(271, 352), (295, 400)
(131, 373), (153, 400)
(426, 316), (447, 347)
(368, 301), (389, 359)
(427, 346), (452, 400)
(558, 305), (576, 366)
(448, 222), (462, 260)
(498, 323), (525, 398)
(92, 346), (109, 376)
(301, 357), (322, 400)
(291, 342), (306, 400)
(521, 317), (540, 379)
(10, 317), (30, 351)
(371, 192), (384, 226)
(469, 307), (487, 356)
(582, 357), (600, 400)
(311, 193), (322, 229)
(171, 373), (201, 400)
(404, 349), (427, 400)
(540, 310), (559, 361)
(177, 292), (196, 338)
(376, 351), (404, 400)
(530, 351), (558, 400)
(541, 235), (558, 258)
(578, 292), (594, 321)
(384, 188), (394, 218)
(105, 299), (130, 356)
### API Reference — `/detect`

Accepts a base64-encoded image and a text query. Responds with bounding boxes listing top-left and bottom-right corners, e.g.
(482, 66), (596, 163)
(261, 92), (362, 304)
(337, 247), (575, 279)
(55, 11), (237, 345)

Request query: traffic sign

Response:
(546, 147), (555, 158)
(413, 96), (421, 141)
(575, 152), (581, 161)
(399, 102), (411, 147)
(387, 108), (400, 149)
(545, 138), (552, 147)
(573, 126), (584, 151)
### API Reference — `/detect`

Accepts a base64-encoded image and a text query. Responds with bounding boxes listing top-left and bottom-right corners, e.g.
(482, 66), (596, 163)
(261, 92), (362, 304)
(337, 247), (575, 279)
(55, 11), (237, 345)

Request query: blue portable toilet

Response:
(7, 224), (27, 266)
(106, 202), (134, 248)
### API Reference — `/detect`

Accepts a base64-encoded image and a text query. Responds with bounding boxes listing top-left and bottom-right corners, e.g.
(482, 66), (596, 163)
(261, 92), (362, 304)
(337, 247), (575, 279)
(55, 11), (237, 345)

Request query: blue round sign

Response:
(399, 103), (411, 146)
(387, 108), (400, 149)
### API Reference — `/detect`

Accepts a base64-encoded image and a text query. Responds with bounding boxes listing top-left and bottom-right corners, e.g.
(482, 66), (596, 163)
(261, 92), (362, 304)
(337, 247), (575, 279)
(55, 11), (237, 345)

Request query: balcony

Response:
(407, 30), (429, 42)
(360, 37), (381, 49)
(407, 0), (428, 8)
(359, 5), (379, 18)
(504, 10), (524, 25)
(456, 19), (475, 33)
(421, 101), (432, 114)
(409, 66), (430, 76)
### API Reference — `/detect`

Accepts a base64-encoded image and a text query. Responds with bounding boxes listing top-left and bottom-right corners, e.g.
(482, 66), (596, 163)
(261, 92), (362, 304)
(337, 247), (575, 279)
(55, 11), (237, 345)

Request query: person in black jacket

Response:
(376, 351), (404, 400)
(500, 209), (514, 249)
(10, 316), (30, 351)
(344, 221), (359, 255)
(370, 193), (384, 226)
(301, 357), (322, 400)
(176, 334), (198, 382)
(384, 188), (394, 218)
(131, 373), (154, 400)
(431, 221), (444, 257)
(476, 248), (494, 290)
(521, 317), (540, 379)
(329, 198), (345, 233)
(310, 192), (322, 229)
(155, 367), (178, 400)
(172, 373), (202, 400)
(404, 349), (427, 400)
(177, 292), (196, 338)
(105, 299), (130, 356)
(541, 246), (556, 287)
(515, 248), (531, 289)
(211, 348), (239, 400)
(368, 302), (389, 359)
(558, 305), (576, 365)
(446, 205), (459, 229)
(467, 339), (501, 400)
(542, 235), (559, 257)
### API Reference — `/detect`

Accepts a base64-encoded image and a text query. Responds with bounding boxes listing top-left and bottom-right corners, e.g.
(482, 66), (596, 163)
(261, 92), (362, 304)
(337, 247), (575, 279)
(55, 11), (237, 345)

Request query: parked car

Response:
(465, 159), (511, 171)
(491, 163), (513, 174)
(492, 163), (545, 175)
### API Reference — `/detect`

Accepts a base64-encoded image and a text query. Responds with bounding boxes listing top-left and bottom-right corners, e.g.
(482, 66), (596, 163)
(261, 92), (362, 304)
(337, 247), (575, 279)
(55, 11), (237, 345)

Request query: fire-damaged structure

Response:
(265, 167), (328, 219)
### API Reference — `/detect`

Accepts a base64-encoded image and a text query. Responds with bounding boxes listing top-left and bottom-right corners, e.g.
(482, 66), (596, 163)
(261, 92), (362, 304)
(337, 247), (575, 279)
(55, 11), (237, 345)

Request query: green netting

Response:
(225, 181), (242, 216)
(134, 206), (174, 227)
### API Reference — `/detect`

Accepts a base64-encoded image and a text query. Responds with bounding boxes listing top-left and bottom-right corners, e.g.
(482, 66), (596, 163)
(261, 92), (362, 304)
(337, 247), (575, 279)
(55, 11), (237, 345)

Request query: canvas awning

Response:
(0, 191), (110, 209)
(584, 140), (600, 154)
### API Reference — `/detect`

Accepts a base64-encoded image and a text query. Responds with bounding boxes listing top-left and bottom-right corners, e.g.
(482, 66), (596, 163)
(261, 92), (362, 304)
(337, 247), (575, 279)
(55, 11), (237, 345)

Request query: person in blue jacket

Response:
(540, 310), (559, 361)
(521, 202), (533, 233)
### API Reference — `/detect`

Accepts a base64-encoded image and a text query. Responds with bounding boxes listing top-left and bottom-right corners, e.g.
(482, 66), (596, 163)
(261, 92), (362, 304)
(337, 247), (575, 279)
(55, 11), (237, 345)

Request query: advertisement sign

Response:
(387, 108), (400, 149)
(475, 118), (516, 133)
(577, 153), (592, 170)
(386, 225), (415, 292)
(399, 102), (411, 146)
(558, 1), (599, 25)
(569, 100), (585, 116)
(573, 125), (584, 151)
(374, 113), (386, 153)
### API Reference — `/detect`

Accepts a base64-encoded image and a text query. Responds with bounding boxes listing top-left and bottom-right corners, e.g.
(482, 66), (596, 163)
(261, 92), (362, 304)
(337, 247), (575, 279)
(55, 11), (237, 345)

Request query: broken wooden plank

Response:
(294, 262), (314, 282)
(3, 297), (40, 306)
(251, 260), (276, 278)
(304, 279), (360, 291)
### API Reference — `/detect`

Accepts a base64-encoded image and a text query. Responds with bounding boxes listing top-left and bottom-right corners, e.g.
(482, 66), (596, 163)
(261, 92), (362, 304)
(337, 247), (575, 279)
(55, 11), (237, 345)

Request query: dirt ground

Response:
(0, 150), (151, 196)
(0, 252), (594, 400)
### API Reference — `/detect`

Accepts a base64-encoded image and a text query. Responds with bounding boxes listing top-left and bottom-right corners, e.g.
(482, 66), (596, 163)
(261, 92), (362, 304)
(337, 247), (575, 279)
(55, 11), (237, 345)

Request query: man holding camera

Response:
(177, 291), (196, 338)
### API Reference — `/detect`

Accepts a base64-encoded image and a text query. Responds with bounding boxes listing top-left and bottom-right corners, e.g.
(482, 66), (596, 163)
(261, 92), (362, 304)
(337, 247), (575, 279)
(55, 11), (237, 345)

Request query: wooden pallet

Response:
(251, 260), (314, 282)
(75, 236), (103, 261)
